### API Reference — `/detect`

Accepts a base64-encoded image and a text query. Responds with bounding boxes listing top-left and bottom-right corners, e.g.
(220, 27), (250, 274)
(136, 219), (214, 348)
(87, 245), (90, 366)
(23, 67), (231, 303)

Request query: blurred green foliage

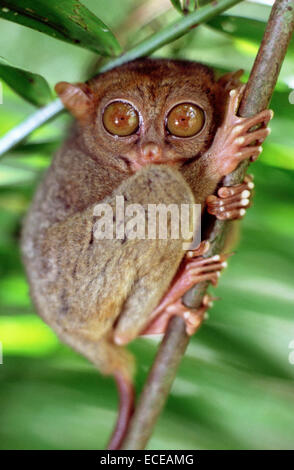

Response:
(0, 0), (294, 450)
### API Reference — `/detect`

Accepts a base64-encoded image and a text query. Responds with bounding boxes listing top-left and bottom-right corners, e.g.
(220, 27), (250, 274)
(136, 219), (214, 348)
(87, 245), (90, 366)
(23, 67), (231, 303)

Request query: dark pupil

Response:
(114, 114), (127, 126)
(178, 114), (189, 127)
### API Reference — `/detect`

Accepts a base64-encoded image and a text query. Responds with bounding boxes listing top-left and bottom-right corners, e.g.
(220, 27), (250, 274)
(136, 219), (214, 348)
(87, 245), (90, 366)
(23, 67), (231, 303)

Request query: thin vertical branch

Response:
(121, 0), (294, 450)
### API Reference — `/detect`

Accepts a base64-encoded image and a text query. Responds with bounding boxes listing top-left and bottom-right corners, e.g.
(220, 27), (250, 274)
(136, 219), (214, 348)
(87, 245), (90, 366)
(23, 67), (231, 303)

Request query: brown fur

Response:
(21, 58), (235, 374)
(21, 58), (238, 447)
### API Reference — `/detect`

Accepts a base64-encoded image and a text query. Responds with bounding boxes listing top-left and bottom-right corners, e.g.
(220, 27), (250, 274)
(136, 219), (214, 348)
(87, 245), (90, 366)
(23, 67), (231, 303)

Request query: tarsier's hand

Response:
(206, 86), (273, 177)
(206, 174), (254, 220)
(143, 241), (229, 336)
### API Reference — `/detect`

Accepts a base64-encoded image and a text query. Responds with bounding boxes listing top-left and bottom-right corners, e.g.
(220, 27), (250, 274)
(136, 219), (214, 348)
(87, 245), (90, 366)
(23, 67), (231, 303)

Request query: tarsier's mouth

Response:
(118, 152), (188, 171)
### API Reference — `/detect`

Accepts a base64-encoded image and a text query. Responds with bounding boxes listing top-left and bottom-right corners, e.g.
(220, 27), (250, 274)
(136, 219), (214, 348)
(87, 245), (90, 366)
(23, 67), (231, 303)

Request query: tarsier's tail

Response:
(57, 329), (135, 449)
(107, 371), (135, 450)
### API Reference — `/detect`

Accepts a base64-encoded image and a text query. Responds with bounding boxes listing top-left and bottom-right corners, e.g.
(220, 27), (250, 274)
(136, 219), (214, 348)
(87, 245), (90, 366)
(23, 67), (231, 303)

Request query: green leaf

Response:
(183, 0), (197, 13)
(170, 0), (183, 14)
(170, 0), (210, 13)
(0, 0), (121, 56)
(0, 57), (52, 106)
(207, 10), (293, 53)
(11, 140), (60, 155)
(207, 14), (267, 44)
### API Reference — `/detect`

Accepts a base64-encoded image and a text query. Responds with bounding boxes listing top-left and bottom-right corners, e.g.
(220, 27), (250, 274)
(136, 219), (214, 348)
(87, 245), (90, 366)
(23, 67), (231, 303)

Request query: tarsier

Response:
(21, 59), (272, 449)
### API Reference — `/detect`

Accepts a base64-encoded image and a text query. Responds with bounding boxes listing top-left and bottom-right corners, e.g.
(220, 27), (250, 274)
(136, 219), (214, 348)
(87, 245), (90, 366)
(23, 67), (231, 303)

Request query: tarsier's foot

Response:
(143, 295), (214, 336)
(206, 174), (254, 220)
(142, 241), (229, 336)
(207, 86), (273, 176)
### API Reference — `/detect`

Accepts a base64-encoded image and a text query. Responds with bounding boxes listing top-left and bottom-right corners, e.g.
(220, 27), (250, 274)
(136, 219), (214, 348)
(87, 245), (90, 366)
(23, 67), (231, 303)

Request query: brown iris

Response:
(103, 101), (139, 136)
(166, 103), (205, 137)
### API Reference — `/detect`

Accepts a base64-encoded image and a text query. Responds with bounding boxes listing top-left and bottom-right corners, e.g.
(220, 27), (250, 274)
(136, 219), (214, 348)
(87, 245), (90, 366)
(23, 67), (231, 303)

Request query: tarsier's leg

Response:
(206, 174), (254, 220)
(142, 241), (229, 336)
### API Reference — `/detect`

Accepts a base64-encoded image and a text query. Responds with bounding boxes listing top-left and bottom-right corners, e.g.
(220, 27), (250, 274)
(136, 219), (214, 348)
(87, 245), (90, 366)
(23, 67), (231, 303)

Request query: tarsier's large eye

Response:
(166, 103), (205, 137)
(103, 101), (139, 136)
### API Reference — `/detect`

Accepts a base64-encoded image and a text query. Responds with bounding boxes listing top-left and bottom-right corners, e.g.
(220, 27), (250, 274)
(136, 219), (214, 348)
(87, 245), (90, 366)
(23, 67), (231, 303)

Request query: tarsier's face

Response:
(57, 59), (220, 172)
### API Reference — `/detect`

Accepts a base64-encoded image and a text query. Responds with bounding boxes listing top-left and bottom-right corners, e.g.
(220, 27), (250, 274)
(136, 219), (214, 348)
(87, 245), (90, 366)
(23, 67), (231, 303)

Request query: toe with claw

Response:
(206, 174), (254, 220)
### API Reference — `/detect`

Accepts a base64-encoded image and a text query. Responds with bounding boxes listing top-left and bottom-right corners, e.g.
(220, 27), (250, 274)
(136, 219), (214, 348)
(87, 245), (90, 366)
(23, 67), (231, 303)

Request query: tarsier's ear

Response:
(217, 69), (244, 92)
(55, 82), (95, 121)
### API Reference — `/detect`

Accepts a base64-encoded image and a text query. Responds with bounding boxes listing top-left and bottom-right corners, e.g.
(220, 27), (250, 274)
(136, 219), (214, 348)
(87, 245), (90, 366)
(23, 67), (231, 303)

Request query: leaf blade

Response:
(170, 0), (183, 14)
(0, 57), (52, 106)
(0, 0), (121, 56)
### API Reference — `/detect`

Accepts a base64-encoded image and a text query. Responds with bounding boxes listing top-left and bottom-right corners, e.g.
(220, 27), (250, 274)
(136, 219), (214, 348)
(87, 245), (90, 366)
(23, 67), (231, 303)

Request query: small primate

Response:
(21, 59), (272, 449)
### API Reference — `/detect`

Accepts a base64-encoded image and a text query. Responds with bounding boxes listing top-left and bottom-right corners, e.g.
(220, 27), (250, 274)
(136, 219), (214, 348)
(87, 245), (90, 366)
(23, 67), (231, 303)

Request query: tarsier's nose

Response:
(141, 142), (162, 161)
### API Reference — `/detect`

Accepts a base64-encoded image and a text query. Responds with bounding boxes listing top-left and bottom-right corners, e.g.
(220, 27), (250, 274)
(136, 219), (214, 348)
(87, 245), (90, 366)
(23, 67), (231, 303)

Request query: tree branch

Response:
(0, 0), (242, 157)
(120, 0), (294, 450)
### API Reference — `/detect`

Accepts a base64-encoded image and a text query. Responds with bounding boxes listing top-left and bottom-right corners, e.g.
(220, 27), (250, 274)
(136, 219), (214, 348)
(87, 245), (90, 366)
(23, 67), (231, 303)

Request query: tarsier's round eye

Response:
(103, 101), (139, 136)
(166, 103), (205, 137)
